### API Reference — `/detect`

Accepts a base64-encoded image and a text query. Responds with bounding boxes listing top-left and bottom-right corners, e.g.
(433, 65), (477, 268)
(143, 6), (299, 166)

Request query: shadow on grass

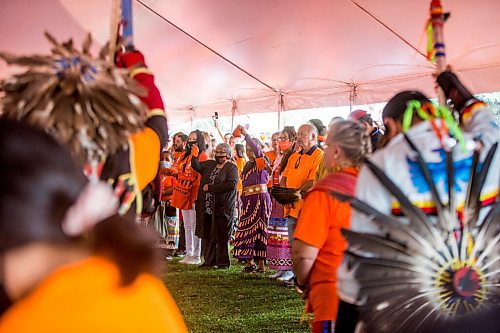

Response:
(163, 258), (310, 333)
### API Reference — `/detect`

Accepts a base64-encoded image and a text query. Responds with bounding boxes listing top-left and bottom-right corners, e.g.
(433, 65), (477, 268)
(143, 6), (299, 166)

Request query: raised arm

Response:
(237, 125), (262, 158)
(190, 144), (208, 174)
(437, 71), (498, 148)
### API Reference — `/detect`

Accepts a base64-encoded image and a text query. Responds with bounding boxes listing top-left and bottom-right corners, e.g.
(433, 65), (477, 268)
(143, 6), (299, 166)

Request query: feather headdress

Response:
(0, 32), (147, 162)
(334, 138), (499, 332)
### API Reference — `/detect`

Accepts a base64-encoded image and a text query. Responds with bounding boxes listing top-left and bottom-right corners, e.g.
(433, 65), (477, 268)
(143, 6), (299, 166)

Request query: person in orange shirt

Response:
(155, 150), (179, 261)
(169, 132), (188, 257)
(172, 132), (188, 162)
(234, 143), (248, 194)
(171, 130), (208, 265)
(279, 124), (324, 282)
(264, 132), (281, 170)
(292, 120), (370, 333)
(266, 128), (296, 281)
(0, 119), (187, 333)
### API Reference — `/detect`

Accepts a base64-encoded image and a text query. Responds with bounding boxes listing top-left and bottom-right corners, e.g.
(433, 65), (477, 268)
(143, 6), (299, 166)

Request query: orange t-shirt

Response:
(264, 151), (277, 187)
(0, 256), (188, 333)
(282, 146), (323, 218)
(161, 175), (175, 201)
(235, 157), (246, 193)
(265, 151), (277, 166)
(171, 151), (208, 210)
(294, 189), (352, 321)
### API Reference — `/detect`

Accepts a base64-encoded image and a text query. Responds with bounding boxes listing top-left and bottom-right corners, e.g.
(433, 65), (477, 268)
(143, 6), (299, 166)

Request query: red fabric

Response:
(348, 109), (367, 121)
(309, 169), (357, 197)
(115, 50), (146, 68)
(131, 72), (165, 110)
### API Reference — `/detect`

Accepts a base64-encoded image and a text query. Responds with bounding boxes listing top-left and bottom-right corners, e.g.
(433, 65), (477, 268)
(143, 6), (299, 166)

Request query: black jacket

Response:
(191, 158), (238, 238)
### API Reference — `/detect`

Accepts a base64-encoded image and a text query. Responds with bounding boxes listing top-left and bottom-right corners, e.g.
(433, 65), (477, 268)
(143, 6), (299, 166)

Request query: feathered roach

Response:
(0, 32), (147, 164)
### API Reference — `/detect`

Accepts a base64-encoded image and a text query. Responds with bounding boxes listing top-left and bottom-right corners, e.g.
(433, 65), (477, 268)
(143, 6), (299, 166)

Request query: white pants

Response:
(181, 207), (200, 258)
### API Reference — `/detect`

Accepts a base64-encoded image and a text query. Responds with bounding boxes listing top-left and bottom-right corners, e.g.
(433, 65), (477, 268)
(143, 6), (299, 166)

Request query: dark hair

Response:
(281, 126), (297, 141)
(278, 127), (297, 175)
(383, 91), (431, 122)
(308, 119), (327, 136)
(189, 130), (206, 152)
(235, 143), (246, 159)
(357, 114), (374, 126)
(0, 119), (157, 286)
(173, 132), (188, 143)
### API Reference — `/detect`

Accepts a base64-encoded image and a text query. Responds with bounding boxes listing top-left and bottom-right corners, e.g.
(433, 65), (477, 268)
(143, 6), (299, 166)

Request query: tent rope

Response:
(350, 0), (428, 60)
(136, 0), (277, 92)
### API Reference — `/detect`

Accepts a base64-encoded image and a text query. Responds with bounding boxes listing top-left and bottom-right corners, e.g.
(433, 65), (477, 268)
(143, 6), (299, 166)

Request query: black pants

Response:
(203, 213), (231, 267)
(335, 300), (359, 333)
(177, 211), (186, 252)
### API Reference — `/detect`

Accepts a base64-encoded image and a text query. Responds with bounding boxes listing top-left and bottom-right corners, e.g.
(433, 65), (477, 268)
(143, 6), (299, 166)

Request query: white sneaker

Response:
(277, 270), (294, 282)
(269, 270), (285, 279)
(187, 257), (201, 265)
(179, 256), (191, 264)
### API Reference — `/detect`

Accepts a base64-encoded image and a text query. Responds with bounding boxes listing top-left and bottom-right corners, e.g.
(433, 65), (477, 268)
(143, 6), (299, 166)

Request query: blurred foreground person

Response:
(0, 119), (187, 333)
(338, 72), (499, 333)
(0, 34), (168, 219)
(292, 120), (370, 333)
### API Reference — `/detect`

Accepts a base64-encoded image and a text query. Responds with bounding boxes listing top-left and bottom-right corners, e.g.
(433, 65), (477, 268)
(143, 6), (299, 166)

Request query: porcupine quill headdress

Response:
(0, 32), (147, 163)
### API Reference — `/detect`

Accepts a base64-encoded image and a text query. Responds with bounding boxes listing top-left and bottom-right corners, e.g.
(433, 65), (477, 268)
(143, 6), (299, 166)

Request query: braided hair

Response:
(327, 120), (371, 166)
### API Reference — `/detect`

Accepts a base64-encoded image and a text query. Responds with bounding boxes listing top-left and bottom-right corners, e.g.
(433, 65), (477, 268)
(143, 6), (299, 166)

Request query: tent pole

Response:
(231, 100), (237, 131)
(430, 0), (448, 106)
(349, 83), (357, 113)
(278, 92), (284, 131)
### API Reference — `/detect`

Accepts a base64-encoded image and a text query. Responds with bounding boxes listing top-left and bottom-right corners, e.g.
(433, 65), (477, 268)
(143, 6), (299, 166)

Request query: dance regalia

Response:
(337, 101), (499, 333)
(266, 154), (293, 270)
(232, 136), (271, 260)
(0, 35), (168, 219)
(154, 173), (179, 250)
(101, 50), (168, 217)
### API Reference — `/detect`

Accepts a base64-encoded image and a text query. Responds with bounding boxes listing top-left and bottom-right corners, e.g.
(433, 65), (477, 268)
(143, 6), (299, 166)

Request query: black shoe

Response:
(199, 262), (215, 268)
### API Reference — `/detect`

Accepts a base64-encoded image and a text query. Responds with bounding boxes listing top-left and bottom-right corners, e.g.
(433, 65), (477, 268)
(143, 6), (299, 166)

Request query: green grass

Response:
(163, 258), (309, 333)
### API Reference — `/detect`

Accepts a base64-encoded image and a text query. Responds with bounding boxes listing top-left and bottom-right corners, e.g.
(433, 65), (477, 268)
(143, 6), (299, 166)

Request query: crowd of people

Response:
(0, 37), (498, 333)
(148, 70), (499, 332)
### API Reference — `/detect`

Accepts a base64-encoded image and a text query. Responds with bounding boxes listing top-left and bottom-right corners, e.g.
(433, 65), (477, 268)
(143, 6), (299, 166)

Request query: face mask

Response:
(186, 141), (197, 149)
(160, 161), (171, 169)
(278, 141), (292, 151)
(215, 156), (227, 164)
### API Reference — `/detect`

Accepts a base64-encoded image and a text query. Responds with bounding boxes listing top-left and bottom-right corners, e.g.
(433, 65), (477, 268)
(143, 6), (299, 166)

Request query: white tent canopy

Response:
(2, 0), (500, 127)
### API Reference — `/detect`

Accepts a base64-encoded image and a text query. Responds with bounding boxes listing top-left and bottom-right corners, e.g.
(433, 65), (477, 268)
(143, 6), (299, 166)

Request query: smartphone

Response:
(213, 112), (219, 120)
